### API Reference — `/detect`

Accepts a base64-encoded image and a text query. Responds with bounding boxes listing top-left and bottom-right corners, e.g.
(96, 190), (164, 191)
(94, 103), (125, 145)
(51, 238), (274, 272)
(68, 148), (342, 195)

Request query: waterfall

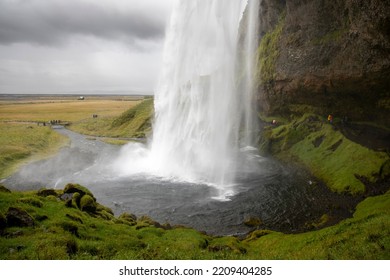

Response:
(114, 0), (260, 198)
(149, 0), (260, 185)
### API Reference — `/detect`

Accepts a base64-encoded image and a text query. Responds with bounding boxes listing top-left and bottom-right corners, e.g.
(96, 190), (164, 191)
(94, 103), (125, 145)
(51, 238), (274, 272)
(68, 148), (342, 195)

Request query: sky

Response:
(0, 0), (175, 94)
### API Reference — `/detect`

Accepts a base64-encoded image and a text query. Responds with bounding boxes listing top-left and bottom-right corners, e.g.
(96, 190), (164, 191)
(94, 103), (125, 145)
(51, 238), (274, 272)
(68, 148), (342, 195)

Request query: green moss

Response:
(18, 197), (43, 208)
(311, 28), (348, 45)
(71, 192), (81, 209)
(256, 11), (285, 86)
(262, 114), (389, 194)
(79, 195), (96, 213)
(0, 185), (389, 260)
(64, 183), (94, 199)
(208, 236), (247, 254)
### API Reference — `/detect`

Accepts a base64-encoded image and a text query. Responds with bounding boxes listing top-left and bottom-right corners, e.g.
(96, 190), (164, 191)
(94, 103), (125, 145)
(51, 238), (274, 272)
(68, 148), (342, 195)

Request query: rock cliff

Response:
(255, 0), (390, 126)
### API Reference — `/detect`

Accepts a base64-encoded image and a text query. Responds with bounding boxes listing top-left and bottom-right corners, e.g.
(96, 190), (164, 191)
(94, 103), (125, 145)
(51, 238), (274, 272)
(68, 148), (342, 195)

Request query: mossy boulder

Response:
(80, 195), (97, 213)
(117, 212), (137, 226)
(96, 204), (114, 216)
(37, 188), (58, 197)
(71, 192), (81, 209)
(63, 183), (95, 200)
(6, 207), (35, 227)
(0, 185), (11, 193)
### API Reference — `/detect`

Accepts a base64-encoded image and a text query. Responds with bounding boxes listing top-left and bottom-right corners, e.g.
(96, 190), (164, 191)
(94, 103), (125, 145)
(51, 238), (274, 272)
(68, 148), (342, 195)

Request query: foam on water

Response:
(114, 0), (260, 198)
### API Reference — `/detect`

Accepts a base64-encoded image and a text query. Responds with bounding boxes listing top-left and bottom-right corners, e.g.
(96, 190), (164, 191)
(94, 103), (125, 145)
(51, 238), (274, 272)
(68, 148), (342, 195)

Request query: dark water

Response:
(3, 127), (350, 236)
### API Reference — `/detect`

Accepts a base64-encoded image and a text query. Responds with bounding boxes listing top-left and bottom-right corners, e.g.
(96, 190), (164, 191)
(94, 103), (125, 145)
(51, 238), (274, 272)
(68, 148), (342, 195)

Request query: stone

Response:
(6, 207), (34, 227)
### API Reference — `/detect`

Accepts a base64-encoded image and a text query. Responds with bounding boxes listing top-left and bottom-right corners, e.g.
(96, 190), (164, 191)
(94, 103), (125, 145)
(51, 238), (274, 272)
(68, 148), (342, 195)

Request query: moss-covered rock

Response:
(116, 212), (137, 226)
(79, 195), (96, 213)
(63, 183), (95, 200)
(37, 188), (58, 197)
(71, 192), (81, 209)
(6, 207), (35, 227)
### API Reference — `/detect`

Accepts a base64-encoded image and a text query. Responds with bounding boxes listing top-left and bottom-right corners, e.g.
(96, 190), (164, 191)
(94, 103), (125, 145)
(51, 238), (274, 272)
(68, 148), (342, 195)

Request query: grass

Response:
(0, 185), (389, 259)
(260, 114), (389, 194)
(0, 123), (69, 179)
(69, 98), (154, 138)
(0, 97), (141, 123)
(0, 95), (150, 179)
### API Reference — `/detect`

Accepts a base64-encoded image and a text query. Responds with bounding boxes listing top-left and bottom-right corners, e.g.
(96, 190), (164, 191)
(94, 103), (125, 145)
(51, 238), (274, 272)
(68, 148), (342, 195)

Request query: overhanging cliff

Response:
(255, 0), (390, 125)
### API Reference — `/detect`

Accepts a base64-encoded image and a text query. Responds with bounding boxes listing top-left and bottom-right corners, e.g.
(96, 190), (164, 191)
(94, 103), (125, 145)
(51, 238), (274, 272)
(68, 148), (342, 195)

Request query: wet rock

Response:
(6, 207), (35, 227)
(255, 0), (390, 127)
(60, 193), (73, 201)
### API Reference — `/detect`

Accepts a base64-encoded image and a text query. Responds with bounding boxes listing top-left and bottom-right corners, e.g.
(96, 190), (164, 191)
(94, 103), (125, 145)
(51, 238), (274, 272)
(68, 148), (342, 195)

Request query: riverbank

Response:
(0, 123), (69, 179)
(0, 94), (148, 179)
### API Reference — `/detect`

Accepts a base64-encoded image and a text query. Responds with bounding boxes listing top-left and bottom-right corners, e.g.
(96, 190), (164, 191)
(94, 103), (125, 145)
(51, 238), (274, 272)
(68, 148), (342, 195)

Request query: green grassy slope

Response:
(69, 98), (154, 139)
(1, 184), (388, 260)
(0, 123), (69, 179)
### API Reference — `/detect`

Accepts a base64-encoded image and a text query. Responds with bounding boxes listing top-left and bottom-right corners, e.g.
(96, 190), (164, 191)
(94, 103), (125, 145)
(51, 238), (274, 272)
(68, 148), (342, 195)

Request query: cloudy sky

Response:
(0, 0), (174, 94)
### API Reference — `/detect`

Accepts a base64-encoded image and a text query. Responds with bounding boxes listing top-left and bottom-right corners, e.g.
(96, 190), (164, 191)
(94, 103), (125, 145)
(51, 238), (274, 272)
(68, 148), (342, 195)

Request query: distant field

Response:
(0, 123), (69, 179)
(0, 94), (146, 178)
(0, 95), (143, 123)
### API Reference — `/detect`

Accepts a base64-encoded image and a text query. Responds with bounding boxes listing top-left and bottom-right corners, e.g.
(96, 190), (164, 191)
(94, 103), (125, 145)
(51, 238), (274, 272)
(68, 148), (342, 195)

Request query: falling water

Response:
(113, 0), (260, 199)
(149, 0), (260, 186)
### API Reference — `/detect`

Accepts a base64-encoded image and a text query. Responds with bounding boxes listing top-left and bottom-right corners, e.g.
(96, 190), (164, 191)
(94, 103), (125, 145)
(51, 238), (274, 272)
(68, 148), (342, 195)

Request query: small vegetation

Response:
(256, 11), (285, 86)
(259, 113), (389, 194)
(0, 184), (388, 259)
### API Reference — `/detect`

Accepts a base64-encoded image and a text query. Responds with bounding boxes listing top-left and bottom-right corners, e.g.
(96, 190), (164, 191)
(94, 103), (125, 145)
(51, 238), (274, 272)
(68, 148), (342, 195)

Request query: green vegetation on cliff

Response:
(259, 113), (389, 194)
(256, 11), (285, 87)
(1, 184), (389, 259)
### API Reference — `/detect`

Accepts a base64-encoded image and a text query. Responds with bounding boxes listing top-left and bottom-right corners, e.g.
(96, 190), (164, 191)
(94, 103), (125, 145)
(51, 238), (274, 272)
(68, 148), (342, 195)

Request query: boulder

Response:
(63, 183), (95, 200)
(80, 195), (96, 213)
(37, 188), (58, 197)
(6, 207), (34, 227)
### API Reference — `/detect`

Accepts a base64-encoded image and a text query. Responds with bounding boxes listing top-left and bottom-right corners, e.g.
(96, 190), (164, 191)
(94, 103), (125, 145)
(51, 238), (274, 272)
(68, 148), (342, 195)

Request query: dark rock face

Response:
(255, 0), (390, 125)
(6, 207), (34, 227)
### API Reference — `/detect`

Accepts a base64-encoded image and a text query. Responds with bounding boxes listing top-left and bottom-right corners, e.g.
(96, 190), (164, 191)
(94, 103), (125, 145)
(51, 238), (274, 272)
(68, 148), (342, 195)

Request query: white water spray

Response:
(114, 0), (260, 197)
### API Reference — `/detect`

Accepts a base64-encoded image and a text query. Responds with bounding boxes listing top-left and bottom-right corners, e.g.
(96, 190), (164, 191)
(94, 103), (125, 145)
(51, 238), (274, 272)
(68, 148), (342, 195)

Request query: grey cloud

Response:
(0, 0), (169, 46)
